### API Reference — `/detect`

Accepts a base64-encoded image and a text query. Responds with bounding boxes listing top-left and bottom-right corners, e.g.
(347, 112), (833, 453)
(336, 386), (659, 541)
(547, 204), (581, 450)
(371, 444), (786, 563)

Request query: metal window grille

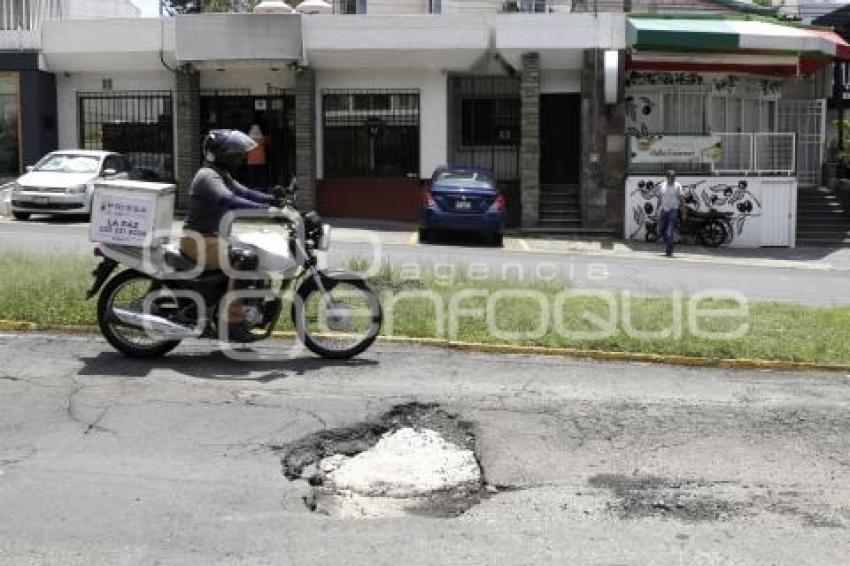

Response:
(778, 100), (826, 187)
(1, 0), (62, 31)
(78, 91), (175, 182)
(662, 91), (707, 135)
(754, 133), (795, 175)
(710, 96), (777, 134)
(448, 76), (520, 183)
(713, 133), (753, 174)
(332, 0), (364, 14)
(322, 89), (420, 179)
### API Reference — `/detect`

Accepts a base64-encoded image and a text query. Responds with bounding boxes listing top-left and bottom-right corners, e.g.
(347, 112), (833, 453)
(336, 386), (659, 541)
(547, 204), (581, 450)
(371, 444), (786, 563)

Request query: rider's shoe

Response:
(227, 324), (256, 343)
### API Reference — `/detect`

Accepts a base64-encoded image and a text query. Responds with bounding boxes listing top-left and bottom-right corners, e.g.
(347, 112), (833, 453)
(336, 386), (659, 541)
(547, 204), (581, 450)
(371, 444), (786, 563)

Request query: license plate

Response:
(455, 201), (472, 210)
(34, 196), (49, 205)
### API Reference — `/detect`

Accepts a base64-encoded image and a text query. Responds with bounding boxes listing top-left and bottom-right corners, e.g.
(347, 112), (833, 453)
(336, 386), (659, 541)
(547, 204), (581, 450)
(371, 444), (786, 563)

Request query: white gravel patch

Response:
(322, 427), (481, 499)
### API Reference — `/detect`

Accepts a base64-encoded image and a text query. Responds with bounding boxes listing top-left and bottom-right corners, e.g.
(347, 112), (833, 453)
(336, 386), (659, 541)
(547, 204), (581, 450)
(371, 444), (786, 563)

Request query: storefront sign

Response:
(628, 135), (722, 164)
(91, 192), (156, 246)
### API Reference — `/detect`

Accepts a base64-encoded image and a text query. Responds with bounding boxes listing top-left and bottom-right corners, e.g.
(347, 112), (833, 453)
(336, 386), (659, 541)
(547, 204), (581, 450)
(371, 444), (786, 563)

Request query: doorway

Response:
(540, 93), (581, 185)
(200, 91), (295, 188)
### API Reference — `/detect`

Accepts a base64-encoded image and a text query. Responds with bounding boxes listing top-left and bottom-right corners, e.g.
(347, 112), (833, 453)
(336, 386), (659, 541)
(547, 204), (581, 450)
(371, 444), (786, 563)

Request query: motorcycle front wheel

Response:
(292, 272), (382, 359)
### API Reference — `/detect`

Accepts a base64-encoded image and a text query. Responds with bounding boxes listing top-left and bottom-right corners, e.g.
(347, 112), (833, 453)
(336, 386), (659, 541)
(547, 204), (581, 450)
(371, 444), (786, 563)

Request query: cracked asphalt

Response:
(1, 332), (849, 565)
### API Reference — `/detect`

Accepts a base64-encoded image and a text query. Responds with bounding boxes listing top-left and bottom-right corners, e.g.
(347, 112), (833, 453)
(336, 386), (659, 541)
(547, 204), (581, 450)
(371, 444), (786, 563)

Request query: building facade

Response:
(0, 0), (140, 181)
(23, 0), (850, 246)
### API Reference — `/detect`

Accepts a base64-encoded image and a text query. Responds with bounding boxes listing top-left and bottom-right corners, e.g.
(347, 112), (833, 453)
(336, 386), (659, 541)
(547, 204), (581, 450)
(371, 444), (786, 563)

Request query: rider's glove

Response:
(271, 185), (286, 200)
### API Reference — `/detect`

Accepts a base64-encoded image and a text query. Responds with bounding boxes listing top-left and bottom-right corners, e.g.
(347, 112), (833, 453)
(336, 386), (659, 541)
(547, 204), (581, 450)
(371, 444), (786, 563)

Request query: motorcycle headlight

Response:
(67, 184), (87, 194)
(317, 223), (331, 251)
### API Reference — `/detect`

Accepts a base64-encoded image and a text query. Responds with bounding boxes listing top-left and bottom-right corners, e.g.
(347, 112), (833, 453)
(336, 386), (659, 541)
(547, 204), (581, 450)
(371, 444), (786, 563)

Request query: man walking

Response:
(657, 169), (684, 257)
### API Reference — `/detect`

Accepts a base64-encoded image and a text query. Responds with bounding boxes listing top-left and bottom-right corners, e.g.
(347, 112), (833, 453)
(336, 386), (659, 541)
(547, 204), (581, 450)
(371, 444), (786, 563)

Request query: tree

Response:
(161, 0), (260, 14)
(161, 0), (202, 13)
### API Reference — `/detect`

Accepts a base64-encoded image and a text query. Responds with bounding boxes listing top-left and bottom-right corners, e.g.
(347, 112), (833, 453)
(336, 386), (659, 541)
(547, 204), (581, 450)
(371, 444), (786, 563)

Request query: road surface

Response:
(0, 218), (849, 306)
(1, 333), (848, 565)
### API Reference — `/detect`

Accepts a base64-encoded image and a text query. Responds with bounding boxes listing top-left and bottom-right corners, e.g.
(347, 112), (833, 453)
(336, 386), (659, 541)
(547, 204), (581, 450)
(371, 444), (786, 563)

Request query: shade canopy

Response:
(628, 17), (850, 60)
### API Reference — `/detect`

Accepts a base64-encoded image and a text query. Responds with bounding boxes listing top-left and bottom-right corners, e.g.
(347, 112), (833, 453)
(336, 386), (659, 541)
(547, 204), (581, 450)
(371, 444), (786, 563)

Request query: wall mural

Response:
(625, 71), (783, 97)
(626, 177), (764, 246)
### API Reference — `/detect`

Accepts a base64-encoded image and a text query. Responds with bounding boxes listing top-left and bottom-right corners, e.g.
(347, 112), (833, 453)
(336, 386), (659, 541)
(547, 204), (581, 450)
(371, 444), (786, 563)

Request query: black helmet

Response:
(202, 129), (257, 164)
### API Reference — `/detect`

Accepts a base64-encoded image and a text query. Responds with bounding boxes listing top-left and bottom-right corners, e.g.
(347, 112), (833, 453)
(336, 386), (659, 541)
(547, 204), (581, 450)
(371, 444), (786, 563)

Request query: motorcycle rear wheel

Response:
(697, 221), (727, 248)
(97, 270), (182, 359)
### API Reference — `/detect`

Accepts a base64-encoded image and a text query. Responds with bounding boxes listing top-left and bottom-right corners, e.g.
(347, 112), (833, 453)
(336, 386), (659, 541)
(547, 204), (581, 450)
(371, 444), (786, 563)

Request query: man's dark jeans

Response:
(659, 208), (678, 256)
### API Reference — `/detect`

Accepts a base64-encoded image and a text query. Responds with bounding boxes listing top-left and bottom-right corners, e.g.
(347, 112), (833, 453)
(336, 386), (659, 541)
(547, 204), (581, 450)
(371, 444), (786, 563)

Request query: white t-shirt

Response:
(659, 181), (683, 212)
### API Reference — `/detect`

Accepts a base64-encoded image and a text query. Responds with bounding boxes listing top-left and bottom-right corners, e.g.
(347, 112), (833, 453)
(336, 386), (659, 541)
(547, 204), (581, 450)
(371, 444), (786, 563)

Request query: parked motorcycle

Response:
(645, 196), (733, 248)
(86, 180), (382, 359)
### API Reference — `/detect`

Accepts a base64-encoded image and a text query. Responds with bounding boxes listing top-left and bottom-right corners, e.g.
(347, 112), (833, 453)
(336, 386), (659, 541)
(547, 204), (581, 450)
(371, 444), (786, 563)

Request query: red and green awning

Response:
(628, 16), (850, 60)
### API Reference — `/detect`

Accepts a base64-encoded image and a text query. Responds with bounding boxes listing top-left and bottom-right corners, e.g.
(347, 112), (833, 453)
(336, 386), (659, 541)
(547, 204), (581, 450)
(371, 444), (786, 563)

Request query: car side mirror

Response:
(25, 165), (34, 172)
(103, 168), (118, 177)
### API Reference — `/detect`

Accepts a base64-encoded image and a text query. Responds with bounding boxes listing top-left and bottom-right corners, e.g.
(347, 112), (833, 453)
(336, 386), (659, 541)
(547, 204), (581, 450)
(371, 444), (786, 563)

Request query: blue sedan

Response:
(419, 167), (507, 246)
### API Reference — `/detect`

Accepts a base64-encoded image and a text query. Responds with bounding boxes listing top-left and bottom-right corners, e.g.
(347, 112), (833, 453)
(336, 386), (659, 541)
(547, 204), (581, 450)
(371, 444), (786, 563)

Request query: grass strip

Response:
(0, 253), (848, 366)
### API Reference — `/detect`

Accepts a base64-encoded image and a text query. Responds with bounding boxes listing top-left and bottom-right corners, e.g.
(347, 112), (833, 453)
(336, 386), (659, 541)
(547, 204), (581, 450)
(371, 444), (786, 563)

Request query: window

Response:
(461, 98), (520, 147)
(36, 154), (100, 174)
(336, 0), (365, 14)
(102, 155), (129, 175)
(0, 73), (20, 177)
(79, 92), (174, 181)
(323, 90), (419, 179)
(662, 92), (706, 134)
(709, 96), (777, 133)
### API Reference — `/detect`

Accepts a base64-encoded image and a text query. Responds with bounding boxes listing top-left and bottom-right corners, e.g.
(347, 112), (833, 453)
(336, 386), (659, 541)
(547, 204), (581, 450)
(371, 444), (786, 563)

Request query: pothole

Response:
(277, 403), (489, 519)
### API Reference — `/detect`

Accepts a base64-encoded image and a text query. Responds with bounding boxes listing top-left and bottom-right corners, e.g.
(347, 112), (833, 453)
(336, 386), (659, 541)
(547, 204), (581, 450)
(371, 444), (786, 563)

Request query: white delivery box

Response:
(90, 180), (175, 247)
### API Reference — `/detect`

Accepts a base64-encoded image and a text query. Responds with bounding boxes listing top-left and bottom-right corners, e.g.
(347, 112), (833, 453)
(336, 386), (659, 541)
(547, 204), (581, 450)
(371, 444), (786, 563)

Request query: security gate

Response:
(78, 91), (174, 182)
(778, 100), (826, 187)
(200, 89), (295, 188)
(447, 75), (521, 225)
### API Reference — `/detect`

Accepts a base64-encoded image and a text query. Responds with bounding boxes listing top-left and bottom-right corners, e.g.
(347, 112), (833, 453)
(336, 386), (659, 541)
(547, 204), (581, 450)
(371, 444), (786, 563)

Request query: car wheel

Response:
(12, 211), (30, 221)
(418, 227), (430, 243)
(489, 232), (503, 247)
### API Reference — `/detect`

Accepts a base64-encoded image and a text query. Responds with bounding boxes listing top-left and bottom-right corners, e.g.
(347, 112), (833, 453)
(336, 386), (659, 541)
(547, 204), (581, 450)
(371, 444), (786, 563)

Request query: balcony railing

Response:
(714, 133), (796, 176)
(1, 0), (62, 31)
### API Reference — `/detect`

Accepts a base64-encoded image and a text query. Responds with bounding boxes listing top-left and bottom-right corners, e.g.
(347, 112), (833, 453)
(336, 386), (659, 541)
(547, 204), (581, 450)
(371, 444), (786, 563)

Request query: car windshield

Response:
(435, 170), (494, 185)
(35, 154), (100, 174)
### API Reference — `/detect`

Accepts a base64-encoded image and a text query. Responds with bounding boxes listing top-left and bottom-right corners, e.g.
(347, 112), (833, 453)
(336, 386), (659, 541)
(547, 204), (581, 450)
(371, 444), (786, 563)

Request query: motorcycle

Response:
(645, 196), (733, 248)
(86, 179), (382, 360)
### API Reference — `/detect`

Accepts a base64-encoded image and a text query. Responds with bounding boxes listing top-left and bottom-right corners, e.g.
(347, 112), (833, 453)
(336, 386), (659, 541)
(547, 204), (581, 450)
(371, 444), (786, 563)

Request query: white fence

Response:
(713, 132), (795, 175)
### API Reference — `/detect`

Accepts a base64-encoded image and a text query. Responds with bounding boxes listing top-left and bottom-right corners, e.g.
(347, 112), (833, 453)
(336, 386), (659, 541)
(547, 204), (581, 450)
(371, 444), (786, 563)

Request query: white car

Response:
(10, 150), (130, 220)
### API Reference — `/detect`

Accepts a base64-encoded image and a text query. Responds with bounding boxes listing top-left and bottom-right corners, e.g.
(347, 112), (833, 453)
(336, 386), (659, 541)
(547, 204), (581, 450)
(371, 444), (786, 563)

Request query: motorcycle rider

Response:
(180, 129), (280, 342)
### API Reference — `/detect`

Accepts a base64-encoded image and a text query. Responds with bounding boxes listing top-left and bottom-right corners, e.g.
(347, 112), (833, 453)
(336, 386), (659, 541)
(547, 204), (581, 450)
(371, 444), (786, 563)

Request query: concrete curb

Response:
(0, 319), (847, 373)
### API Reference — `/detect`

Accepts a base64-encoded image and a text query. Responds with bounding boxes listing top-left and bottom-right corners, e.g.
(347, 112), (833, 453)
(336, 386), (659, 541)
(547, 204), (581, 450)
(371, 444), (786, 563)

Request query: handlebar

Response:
(271, 177), (298, 208)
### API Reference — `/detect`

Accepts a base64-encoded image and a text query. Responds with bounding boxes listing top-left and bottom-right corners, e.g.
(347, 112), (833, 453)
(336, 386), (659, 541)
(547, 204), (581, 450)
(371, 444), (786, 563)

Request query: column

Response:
(175, 67), (200, 211)
(295, 66), (317, 212)
(520, 52), (540, 229)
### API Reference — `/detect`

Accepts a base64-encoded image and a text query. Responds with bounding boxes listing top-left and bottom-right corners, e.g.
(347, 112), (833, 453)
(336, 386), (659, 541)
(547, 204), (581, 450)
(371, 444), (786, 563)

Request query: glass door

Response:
(0, 72), (21, 178)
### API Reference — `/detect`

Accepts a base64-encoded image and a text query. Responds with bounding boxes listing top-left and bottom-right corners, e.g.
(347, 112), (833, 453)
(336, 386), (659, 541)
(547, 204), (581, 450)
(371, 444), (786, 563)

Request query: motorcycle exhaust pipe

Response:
(111, 308), (202, 339)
